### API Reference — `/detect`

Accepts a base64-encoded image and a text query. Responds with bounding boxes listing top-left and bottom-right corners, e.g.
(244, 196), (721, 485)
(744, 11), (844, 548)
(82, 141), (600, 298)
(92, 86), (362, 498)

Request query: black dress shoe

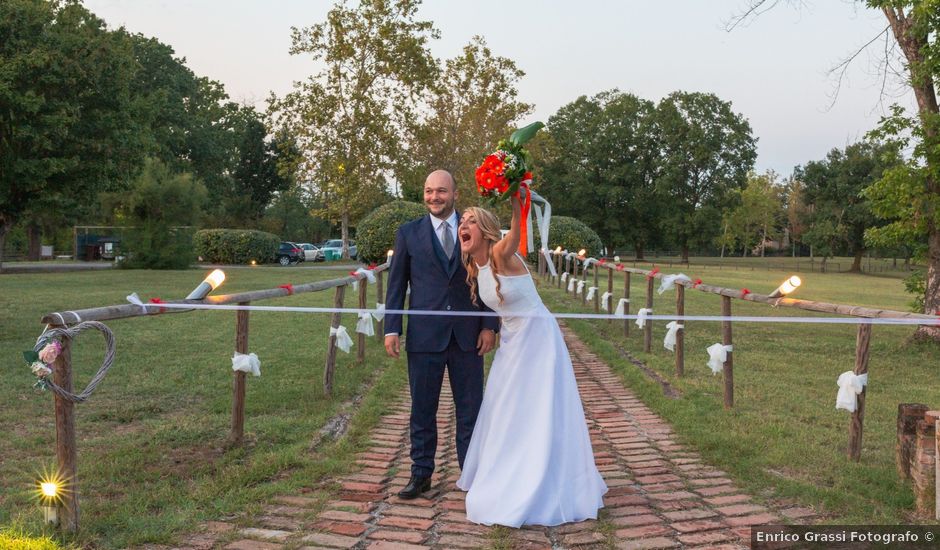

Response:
(398, 475), (431, 499)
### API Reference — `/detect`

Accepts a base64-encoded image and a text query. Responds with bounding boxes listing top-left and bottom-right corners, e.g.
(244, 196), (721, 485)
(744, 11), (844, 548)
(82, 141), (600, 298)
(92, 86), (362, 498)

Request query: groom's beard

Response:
(426, 199), (455, 218)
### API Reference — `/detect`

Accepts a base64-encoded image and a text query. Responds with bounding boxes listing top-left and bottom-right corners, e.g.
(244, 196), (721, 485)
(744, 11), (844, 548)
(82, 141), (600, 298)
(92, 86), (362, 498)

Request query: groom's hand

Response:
(384, 334), (401, 358)
(477, 329), (496, 356)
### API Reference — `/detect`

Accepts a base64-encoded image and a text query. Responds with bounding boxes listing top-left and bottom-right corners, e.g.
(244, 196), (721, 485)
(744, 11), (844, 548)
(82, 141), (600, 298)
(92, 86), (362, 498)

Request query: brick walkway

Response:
(172, 326), (813, 550)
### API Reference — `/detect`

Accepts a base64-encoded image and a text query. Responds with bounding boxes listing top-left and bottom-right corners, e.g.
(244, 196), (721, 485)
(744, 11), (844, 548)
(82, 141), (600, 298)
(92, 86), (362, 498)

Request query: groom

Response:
(385, 169), (499, 499)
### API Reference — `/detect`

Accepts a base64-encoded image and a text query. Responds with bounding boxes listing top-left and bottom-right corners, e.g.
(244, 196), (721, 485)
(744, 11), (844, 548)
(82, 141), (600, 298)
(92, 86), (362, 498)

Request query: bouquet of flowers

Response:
(474, 121), (544, 204)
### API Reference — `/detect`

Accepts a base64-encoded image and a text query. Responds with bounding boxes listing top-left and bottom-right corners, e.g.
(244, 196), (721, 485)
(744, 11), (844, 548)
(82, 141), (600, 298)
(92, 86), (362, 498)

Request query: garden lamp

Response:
(186, 269), (226, 300)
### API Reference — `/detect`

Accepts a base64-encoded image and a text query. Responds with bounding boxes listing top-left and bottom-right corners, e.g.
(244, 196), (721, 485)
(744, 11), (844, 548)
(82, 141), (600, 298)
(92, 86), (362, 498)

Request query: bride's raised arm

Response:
(492, 190), (523, 265)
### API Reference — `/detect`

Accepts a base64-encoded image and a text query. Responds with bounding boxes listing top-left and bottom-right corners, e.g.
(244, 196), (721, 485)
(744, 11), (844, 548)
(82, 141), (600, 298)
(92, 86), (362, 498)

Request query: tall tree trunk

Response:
(850, 249), (863, 273)
(341, 212), (350, 259)
(27, 222), (41, 261)
(635, 242), (644, 261)
(821, 256), (828, 273)
(0, 222), (8, 273)
(681, 244), (689, 262)
(883, 7), (940, 341)
(720, 242), (726, 258)
(761, 224), (767, 258)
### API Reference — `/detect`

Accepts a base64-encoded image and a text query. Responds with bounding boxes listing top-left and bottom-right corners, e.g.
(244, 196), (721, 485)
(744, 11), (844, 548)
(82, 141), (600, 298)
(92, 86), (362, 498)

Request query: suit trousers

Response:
(407, 333), (484, 478)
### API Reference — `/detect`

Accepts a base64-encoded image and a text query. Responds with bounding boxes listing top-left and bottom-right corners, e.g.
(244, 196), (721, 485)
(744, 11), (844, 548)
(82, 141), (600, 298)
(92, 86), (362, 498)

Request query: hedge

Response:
(356, 200), (428, 262)
(526, 215), (604, 263)
(193, 229), (280, 264)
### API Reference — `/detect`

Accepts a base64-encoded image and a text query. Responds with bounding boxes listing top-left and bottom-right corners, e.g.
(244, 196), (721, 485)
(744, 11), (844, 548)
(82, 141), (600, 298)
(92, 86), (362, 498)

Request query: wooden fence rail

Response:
(39, 262), (388, 533)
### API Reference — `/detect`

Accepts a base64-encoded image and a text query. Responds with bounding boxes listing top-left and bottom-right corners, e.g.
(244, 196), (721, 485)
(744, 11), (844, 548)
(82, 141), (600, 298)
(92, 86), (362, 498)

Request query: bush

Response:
(0, 526), (64, 550)
(356, 200), (427, 262)
(193, 229), (280, 264)
(525, 215), (604, 263)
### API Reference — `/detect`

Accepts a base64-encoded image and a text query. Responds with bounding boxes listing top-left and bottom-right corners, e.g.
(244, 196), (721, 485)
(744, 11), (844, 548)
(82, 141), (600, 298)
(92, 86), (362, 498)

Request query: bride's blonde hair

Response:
(462, 206), (505, 306)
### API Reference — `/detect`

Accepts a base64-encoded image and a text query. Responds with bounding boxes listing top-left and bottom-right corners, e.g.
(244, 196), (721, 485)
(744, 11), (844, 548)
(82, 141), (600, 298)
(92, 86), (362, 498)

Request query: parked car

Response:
(276, 242), (305, 266)
(299, 243), (323, 262)
(320, 239), (357, 260)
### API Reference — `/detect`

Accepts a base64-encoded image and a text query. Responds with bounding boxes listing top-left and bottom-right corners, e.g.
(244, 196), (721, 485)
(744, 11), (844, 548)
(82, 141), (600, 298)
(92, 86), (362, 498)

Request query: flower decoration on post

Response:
(740, 288), (751, 298)
(646, 267), (660, 280)
(475, 121), (544, 255)
(693, 278), (703, 288)
(24, 340), (62, 390)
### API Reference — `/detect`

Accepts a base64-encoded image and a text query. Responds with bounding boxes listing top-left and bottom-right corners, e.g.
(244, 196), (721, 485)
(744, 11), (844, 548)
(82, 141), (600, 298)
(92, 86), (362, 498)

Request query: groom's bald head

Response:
(424, 170), (457, 218)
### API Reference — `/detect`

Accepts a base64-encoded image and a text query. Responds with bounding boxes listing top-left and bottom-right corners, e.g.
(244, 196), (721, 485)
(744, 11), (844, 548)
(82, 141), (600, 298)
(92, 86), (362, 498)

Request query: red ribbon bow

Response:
(741, 288), (751, 298)
(646, 267), (660, 280)
(515, 181), (533, 257)
(598, 258), (607, 265)
(616, 263), (624, 271)
(278, 284), (294, 295)
(148, 297), (166, 314)
(693, 278), (702, 287)
(368, 263), (377, 270)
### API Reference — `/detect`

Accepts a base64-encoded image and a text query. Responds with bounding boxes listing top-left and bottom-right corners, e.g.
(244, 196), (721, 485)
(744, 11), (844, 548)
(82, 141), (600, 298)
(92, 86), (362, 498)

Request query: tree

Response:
(728, 0), (940, 339)
(399, 36), (532, 206)
(654, 91), (757, 260)
(269, 0), (438, 258)
(722, 171), (784, 257)
(229, 112), (294, 223)
(795, 141), (901, 271)
(0, 0), (147, 269)
(540, 90), (662, 258)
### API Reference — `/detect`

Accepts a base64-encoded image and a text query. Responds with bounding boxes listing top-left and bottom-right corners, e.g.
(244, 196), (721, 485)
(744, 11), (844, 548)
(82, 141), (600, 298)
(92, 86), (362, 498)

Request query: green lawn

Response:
(0, 267), (404, 549)
(538, 264), (938, 524)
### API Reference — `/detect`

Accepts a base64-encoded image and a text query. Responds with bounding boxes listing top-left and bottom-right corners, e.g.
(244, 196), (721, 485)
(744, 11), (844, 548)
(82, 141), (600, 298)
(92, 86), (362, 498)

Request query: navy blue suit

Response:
(386, 213), (499, 477)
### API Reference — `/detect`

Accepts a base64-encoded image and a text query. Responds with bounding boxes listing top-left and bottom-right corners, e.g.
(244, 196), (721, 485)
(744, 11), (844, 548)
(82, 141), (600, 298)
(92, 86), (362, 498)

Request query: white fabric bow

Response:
(576, 280), (585, 295)
(232, 352), (261, 377)
(567, 277), (577, 292)
(126, 292), (156, 313)
(356, 312), (375, 336)
(658, 273), (692, 295)
(330, 325), (353, 353)
(372, 303), (386, 321)
(582, 257), (598, 270)
(664, 321), (683, 351)
(586, 287), (597, 301)
(635, 308), (652, 328)
(601, 292), (612, 311)
(614, 298), (630, 317)
(561, 272), (569, 283)
(351, 268), (377, 291)
(836, 371), (868, 412)
(706, 343), (733, 374)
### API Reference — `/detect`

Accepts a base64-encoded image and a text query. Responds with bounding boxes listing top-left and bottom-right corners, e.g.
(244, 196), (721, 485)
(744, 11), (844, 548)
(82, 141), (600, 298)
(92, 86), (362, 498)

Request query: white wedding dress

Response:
(456, 256), (607, 527)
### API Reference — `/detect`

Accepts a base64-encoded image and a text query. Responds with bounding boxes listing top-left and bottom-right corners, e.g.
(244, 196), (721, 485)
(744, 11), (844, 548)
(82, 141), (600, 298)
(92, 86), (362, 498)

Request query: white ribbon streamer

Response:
(636, 308), (652, 328)
(372, 303), (386, 322)
(530, 189), (556, 277)
(706, 343), (733, 374)
(658, 273), (692, 295)
(561, 272), (568, 283)
(582, 257), (598, 270)
(232, 352), (261, 377)
(126, 292), (155, 313)
(664, 321), (683, 351)
(330, 325), (354, 353)
(836, 371), (868, 413)
(567, 277), (577, 292)
(576, 280), (585, 295)
(586, 287), (597, 301)
(614, 298), (630, 317)
(601, 292), (612, 311)
(356, 312), (375, 336)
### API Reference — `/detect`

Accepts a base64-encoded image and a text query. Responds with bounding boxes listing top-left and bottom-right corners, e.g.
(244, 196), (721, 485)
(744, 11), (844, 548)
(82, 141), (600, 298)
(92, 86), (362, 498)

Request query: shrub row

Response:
(193, 229), (280, 264)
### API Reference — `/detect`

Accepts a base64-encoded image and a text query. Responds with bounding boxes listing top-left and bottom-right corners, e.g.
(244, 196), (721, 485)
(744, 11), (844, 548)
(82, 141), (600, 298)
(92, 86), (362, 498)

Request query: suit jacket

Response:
(385, 213), (499, 353)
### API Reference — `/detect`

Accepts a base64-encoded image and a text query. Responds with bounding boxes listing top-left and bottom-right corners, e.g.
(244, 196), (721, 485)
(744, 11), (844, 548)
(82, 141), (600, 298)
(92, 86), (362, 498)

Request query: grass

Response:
(0, 266), (405, 548)
(537, 264), (938, 524)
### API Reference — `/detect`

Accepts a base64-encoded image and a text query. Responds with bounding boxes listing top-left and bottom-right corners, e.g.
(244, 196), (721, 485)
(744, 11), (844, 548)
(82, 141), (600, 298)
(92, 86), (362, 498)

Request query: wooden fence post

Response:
(376, 270), (385, 339)
(556, 254), (562, 288)
(357, 279), (367, 364)
(593, 264), (600, 313)
(324, 285), (346, 396)
(606, 268), (613, 324)
(231, 302), (249, 445)
(676, 284), (685, 377)
(898, 403), (929, 480)
(644, 275), (654, 353)
(848, 323), (872, 461)
(51, 324), (79, 533)
(623, 272), (631, 338)
(721, 295), (734, 409)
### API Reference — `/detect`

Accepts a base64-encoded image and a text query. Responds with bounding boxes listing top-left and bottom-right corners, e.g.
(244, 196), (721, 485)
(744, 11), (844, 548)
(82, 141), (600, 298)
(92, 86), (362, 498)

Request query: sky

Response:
(84, 0), (913, 178)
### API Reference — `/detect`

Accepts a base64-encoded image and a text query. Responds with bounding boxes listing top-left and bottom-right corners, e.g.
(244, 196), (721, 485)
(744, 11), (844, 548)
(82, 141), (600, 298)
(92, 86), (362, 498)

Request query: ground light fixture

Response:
(768, 275), (802, 298)
(186, 269), (226, 300)
(37, 474), (63, 525)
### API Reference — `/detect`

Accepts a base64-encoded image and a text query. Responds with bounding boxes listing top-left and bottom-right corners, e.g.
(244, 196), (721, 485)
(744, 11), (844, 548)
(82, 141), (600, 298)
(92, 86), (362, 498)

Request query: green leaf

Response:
(23, 350), (39, 364)
(509, 121), (545, 146)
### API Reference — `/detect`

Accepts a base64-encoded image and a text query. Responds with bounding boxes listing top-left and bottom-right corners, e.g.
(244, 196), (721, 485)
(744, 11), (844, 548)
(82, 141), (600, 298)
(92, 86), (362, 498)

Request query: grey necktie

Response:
(442, 222), (454, 259)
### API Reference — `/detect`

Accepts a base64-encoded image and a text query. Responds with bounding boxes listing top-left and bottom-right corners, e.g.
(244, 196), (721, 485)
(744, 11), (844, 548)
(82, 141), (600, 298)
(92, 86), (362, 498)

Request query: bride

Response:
(455, 191), (607, 527)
